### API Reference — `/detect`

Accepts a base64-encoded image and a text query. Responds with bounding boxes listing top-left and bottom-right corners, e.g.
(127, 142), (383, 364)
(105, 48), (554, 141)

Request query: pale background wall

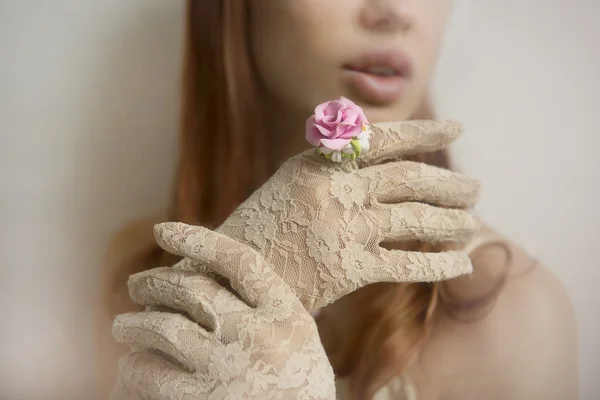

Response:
(1, 1), (598, 399)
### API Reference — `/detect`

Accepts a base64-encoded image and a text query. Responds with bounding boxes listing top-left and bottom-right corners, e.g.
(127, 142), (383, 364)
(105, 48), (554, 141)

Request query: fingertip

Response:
(463, 176), (482, 209)
(153, 221), (185, 242)
(112, 312), (134, 342)
(445, 119), (464, 135)
(153, 222), (204, 257)
(449, 250), (475, 278)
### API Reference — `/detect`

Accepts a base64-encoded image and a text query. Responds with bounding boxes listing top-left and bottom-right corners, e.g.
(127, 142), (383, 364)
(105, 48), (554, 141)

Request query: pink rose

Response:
(305, 97), (369, 152)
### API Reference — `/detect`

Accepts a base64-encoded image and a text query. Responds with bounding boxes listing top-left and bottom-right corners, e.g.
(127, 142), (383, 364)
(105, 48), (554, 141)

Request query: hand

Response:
(112, 230), (335, 399)
(160, 120), (480, 312)
(111, 120), (480, 399)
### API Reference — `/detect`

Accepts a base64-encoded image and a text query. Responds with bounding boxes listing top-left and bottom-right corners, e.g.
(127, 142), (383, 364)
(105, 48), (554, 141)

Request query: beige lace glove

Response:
(113, 232), (335, 399)
(112, 120), (480, 399)
(216, 119), (480, 312)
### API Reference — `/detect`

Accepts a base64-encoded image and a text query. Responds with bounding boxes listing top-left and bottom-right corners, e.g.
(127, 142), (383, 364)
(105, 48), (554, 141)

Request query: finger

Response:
(359, 120), (463, 166)
(326, 247), (473, 303)
(114, 350), (199, 400)
(373, 202), (481, 245)
(128, 267), (250, 336)
(361, 160), (480, 208)
(153, 222), (287, 308)
(380, 249), (473, 283)
(113, 311), (214, 373)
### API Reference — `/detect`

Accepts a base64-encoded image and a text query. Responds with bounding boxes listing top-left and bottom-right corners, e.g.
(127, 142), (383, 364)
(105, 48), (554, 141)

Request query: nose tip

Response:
(360, 0), (413, 33)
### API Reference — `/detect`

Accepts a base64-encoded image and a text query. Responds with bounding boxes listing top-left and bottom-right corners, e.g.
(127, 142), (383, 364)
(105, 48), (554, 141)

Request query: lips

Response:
(342, 50), (413, 106)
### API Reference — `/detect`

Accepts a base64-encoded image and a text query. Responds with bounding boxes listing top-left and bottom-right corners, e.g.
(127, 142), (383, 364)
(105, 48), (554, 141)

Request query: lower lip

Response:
(342, 69), (408, 105)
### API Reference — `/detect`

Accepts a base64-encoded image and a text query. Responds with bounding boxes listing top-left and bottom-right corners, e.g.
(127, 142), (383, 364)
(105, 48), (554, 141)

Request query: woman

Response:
(106, 1), (578, 399)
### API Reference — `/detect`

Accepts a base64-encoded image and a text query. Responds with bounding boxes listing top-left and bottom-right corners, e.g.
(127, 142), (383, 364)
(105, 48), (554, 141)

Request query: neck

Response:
(262, 95), (311, 169)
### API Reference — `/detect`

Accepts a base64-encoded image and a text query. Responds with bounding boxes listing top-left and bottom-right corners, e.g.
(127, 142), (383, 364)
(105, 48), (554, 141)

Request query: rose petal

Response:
(338, 97), (368, 125)
(336, 123), (362, 139)
(324, 101), (344, 118)
(320, 137), (352, 151)
(322, 115), (341, 127)
(335, 123), (349, 137)
(315, 123), (336, 137)
(322, 108), (344, 129)
(336, 108), (360, 138)
(341, 108), (359, 125)
(305, 116), (323, 146)
(314, 103), (328, 121)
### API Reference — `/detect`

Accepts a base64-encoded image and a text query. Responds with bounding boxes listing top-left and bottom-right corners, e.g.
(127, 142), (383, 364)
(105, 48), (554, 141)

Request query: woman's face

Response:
(250, 0), (452, 122)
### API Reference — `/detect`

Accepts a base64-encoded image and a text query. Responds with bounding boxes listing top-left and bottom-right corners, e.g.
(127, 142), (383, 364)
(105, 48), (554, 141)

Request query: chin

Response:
(361, 105), (412, 123)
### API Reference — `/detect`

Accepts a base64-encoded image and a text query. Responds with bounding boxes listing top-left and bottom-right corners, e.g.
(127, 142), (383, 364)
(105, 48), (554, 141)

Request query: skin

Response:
(248, 0), (579, 398)
(98, 1), (578, 399)
(251, 0), (451, 163)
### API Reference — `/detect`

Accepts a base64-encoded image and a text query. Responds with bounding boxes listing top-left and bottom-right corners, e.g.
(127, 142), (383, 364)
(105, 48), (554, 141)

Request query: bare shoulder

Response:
(424, 225), (578, 399)
(467, 227), (579, 398)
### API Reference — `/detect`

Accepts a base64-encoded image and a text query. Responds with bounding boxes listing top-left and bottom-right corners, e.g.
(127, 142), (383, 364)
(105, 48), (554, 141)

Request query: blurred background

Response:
(1, 0), (598, 399)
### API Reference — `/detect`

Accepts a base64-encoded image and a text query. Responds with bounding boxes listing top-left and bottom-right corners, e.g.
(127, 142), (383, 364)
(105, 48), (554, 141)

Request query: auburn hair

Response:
(111, 1), (506, 398)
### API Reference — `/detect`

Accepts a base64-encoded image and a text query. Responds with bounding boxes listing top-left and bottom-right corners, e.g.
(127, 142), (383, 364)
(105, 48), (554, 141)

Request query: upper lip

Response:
(343, 49), (413, 78)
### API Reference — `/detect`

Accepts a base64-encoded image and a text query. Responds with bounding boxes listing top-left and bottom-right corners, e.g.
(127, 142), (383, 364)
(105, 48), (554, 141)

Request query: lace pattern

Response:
(111, 120), (481, 399)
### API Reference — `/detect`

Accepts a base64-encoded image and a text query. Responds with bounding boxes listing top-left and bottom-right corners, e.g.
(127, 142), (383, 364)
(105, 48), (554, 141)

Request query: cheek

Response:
(250, 1), (352, 113)
(410, 4), (451, 89)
